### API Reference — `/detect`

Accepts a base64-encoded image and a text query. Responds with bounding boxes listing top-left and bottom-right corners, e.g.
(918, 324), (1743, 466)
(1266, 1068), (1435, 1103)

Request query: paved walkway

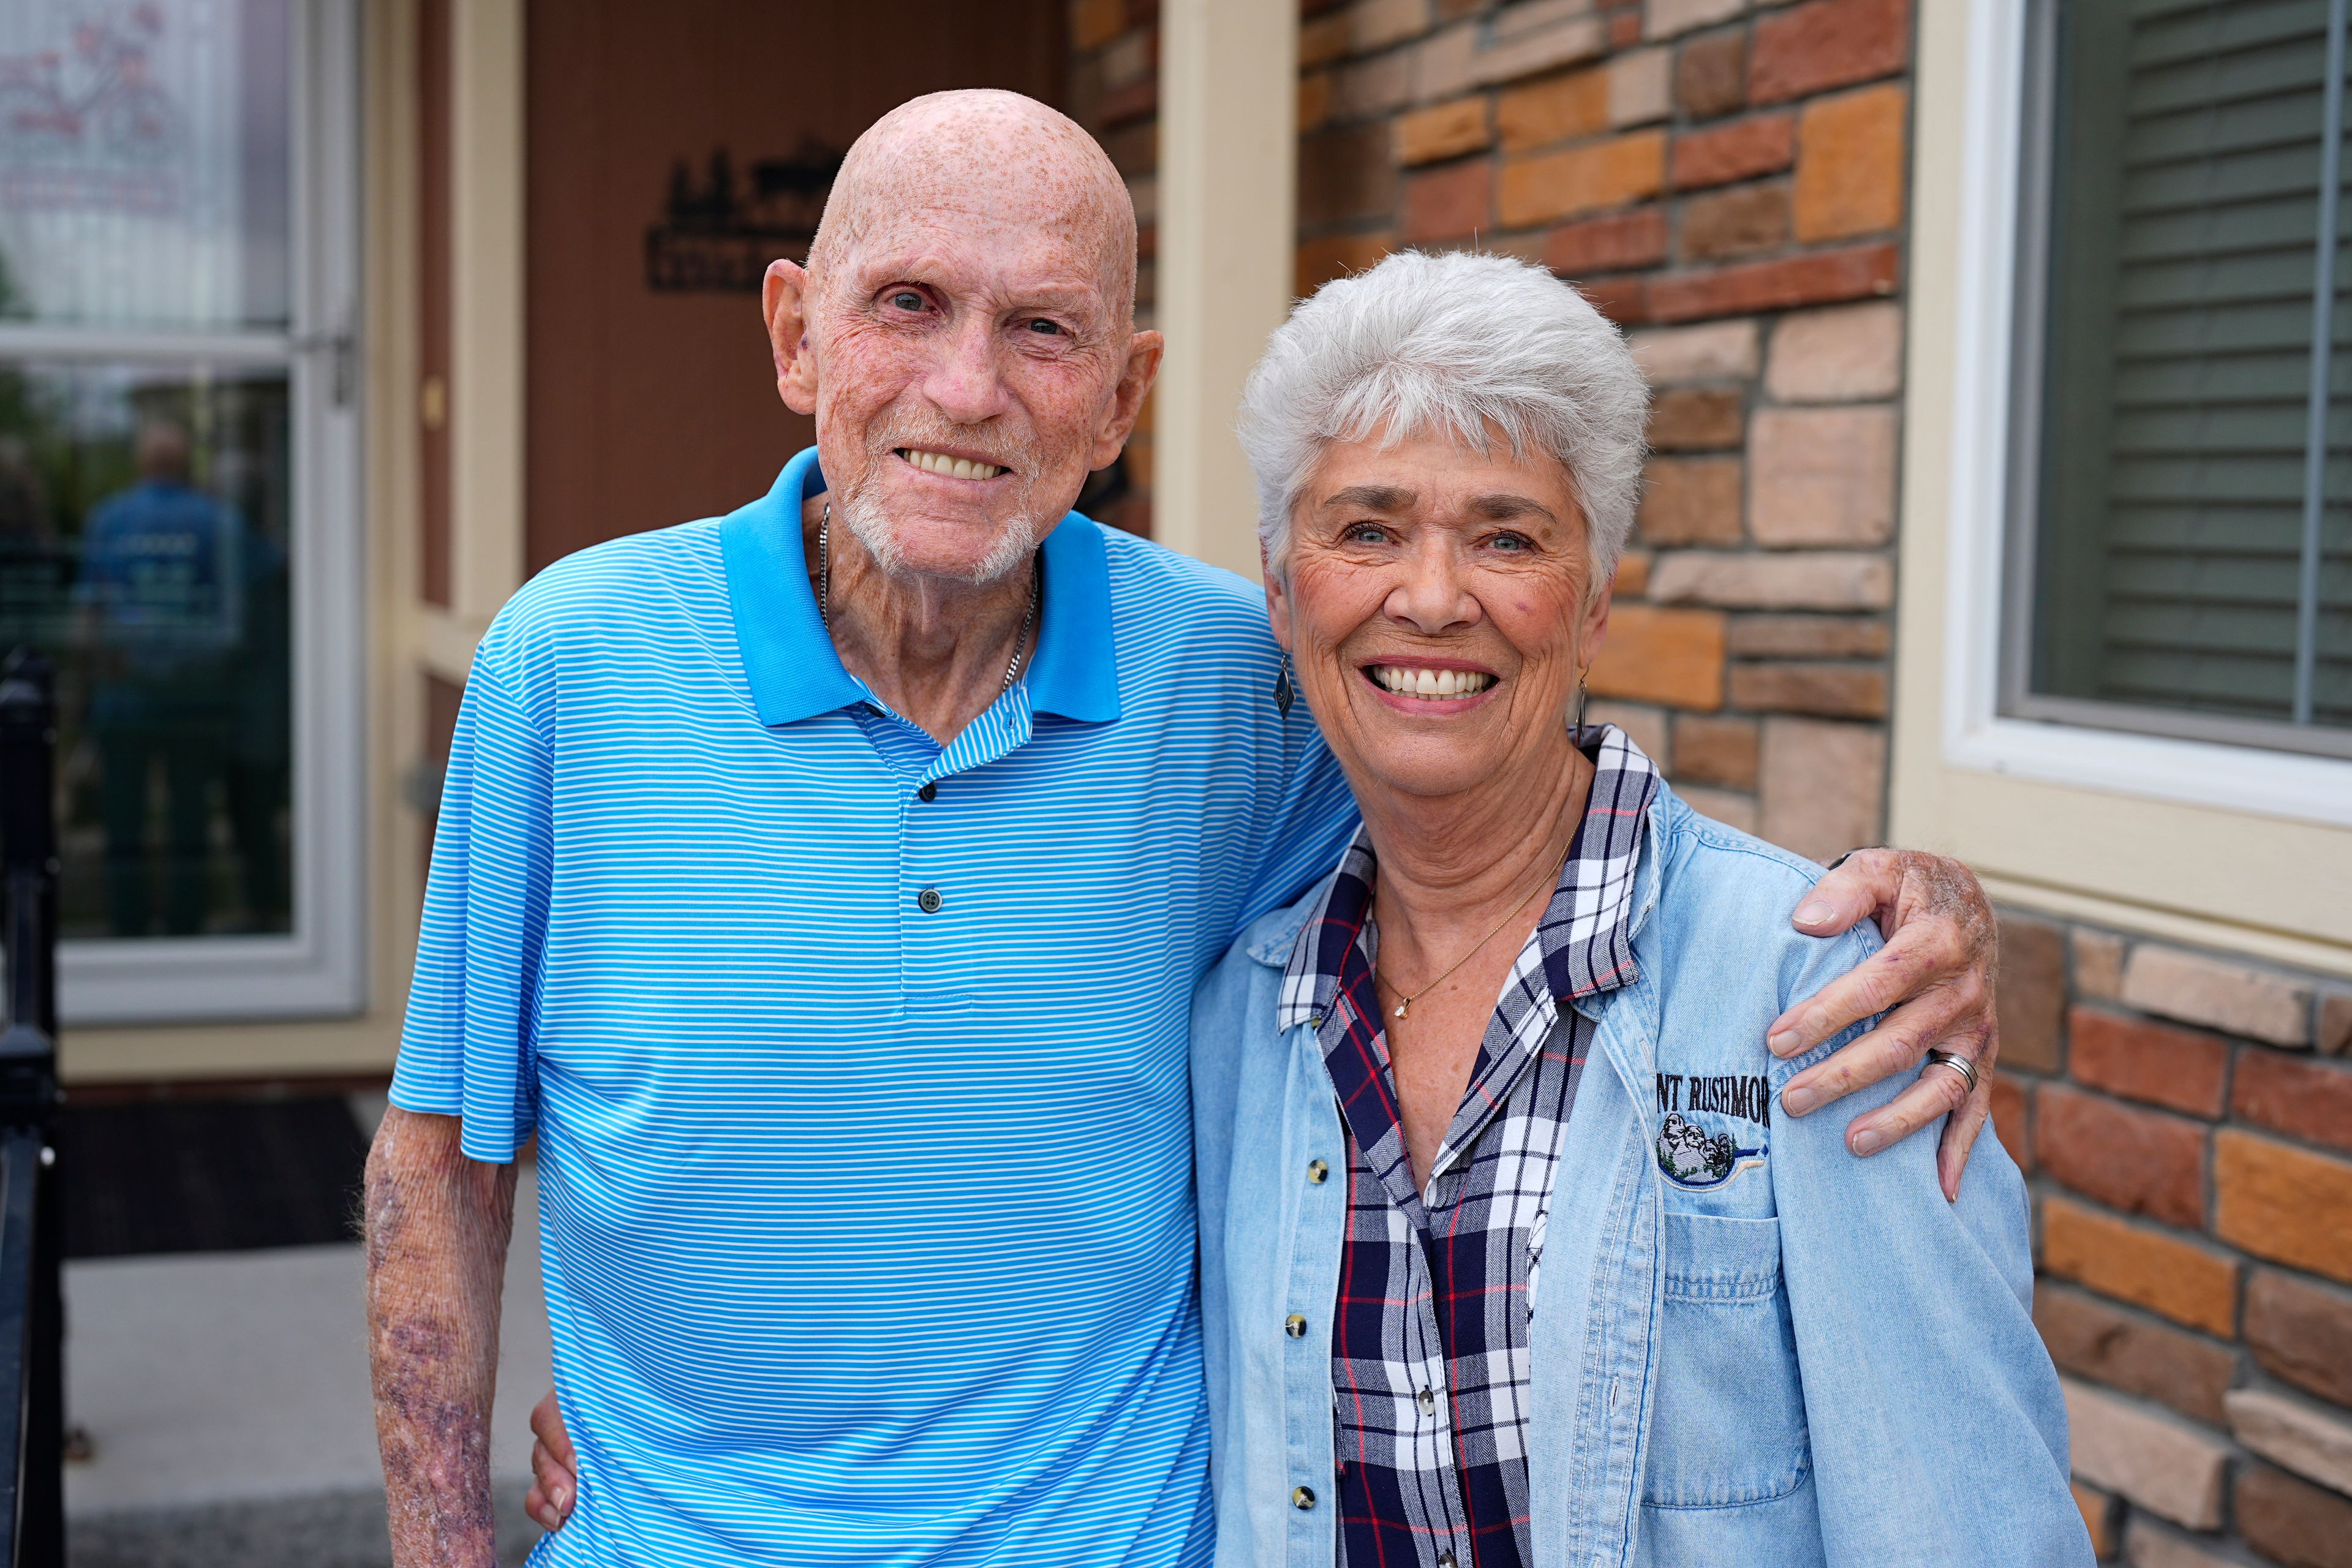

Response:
(62, 1097), (552, 1565)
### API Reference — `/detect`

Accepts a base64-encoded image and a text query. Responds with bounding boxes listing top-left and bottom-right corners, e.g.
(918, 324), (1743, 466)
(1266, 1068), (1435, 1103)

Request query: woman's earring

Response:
(1273, 653), (1295, 717)
(1570, 666), (1589, 736)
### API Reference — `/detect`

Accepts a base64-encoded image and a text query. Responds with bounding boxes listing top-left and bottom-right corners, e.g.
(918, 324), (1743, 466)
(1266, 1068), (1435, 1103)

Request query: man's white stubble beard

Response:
(834, 435), (1055, 586)
(837, 490), (1046, 584)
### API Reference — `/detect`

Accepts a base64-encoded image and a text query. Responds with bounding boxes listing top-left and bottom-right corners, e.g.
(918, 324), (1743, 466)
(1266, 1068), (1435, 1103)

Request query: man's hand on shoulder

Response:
(1764, 848), (1998, 1202)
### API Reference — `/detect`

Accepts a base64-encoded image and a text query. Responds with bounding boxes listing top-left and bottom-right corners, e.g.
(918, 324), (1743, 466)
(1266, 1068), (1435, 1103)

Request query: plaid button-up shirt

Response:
(1276, 726), (1658, 1568)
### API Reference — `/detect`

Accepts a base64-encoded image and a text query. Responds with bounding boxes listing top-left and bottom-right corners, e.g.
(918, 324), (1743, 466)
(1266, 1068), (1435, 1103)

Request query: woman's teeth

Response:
(1371, 666), (1496, 699)
(901, 448), (1006, 480)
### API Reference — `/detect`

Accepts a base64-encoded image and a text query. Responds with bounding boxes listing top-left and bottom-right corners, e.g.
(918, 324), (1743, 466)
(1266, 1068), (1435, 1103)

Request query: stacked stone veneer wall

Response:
(1067, 10), (2352, 1556)
(1994, 913), (2352, 1567)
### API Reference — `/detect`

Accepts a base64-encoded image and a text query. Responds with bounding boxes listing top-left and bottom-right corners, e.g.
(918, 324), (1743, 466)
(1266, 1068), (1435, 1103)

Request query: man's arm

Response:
(366, 1106), (520, 1568)
(1764, 848), (2000, 1199)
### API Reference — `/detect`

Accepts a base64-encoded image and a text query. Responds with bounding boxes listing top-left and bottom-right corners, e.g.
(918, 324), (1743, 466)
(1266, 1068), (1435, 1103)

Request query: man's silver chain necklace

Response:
(818, 500), (1039, 694)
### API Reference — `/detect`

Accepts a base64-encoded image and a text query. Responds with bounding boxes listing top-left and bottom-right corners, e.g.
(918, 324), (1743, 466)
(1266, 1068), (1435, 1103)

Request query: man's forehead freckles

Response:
(846, 227), (1114, 302)
(867, 188), (1111, 248)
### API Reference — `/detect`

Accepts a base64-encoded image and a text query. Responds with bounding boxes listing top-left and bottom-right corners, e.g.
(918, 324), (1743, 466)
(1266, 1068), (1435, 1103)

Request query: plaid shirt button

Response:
(1417, 1387), (1436, 1414)
(1437, 1553), (1457, 1568)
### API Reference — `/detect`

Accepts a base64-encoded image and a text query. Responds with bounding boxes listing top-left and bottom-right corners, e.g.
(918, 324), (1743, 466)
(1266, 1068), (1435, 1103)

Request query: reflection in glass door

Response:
(0, 1), (296, 943)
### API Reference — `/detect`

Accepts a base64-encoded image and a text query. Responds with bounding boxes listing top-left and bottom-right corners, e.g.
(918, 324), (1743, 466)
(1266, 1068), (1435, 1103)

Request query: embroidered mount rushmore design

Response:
(1655, 1112), (1763, 1188)
(1652, 1074), (1771, 1188)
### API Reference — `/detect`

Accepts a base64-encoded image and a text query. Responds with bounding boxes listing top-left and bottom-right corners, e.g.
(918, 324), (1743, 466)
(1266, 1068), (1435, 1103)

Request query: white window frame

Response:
(0, 0), (366, 1024)
(1942, 0), (2352, 831)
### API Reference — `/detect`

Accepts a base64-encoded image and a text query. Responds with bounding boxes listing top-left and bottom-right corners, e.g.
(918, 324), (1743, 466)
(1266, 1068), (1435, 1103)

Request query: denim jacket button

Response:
(1307, 1159), (1329, 1185)
(1284, 1313), (1307, 1338)
(1292, 1487), (1316, 1510)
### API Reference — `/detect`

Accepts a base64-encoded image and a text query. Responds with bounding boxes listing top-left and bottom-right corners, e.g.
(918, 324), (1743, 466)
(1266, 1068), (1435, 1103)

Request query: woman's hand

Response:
(1767, 848), (1999, 1201)
(524, 1387), (577, 1534)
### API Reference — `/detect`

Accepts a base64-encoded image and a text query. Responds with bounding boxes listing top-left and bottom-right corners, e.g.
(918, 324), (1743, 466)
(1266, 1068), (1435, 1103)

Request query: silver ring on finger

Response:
(1923, 1048), (1979, 1096)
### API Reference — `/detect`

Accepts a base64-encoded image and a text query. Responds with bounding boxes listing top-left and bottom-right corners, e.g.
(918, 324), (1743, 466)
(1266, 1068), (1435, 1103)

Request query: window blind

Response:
(2025, 0), (2352, 743)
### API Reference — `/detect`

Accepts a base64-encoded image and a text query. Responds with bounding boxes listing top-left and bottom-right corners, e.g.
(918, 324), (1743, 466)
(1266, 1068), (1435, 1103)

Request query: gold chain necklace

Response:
(819, 501), (1038, 693)
(1374, 835), (1575, 1020)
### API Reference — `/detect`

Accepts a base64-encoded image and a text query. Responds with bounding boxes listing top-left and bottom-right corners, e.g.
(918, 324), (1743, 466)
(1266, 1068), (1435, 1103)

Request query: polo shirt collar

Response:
(722, 447), (1120, 728)
(1023, 500), (1120, 723)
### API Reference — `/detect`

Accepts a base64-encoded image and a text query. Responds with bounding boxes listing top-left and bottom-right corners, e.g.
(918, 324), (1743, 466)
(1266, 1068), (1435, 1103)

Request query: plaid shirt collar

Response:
(1278, 724), (1658, 1040)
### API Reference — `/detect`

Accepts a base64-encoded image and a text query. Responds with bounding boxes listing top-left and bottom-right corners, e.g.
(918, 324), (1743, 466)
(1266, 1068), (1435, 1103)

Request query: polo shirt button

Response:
(1284, 1314), (1306, 1338)
(917, 781), (937, 802)
(916, 888), (943, 913)
(1292, 1487), (1315, 1511)
(1307, 1160), (1329, 1185)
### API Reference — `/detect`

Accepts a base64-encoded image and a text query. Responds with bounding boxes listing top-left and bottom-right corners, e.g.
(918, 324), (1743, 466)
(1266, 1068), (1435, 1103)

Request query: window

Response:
(2008, 0), (2352, 759)
(1894, 0), (2352, 956)
(0, 1), (361, 1022)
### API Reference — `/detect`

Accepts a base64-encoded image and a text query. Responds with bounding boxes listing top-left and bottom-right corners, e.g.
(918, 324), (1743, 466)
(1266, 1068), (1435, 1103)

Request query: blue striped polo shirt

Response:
(390, 446), (1359, 1567)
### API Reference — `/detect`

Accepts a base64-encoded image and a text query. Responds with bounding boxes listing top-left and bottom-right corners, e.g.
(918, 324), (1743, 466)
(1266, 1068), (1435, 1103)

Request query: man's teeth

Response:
(1372, 666), (1496, 699)
(902, 448), (1006, 481)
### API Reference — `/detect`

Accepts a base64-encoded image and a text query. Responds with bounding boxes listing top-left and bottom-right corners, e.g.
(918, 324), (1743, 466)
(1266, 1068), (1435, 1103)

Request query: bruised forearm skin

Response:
(365, 1107), (519, 1568)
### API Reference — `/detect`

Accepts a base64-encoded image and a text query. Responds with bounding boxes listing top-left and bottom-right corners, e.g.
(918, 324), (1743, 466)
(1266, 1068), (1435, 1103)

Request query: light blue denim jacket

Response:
(1190, 783), (2090, 1568)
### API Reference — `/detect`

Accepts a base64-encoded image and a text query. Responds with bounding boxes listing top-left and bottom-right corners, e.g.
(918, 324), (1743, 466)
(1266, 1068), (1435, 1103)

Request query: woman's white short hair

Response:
(1237, 249), (1649, 582)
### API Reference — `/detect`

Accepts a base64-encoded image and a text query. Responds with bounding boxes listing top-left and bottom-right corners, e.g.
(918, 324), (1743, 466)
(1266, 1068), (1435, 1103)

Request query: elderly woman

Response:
(1192, 251), (2087, 1568)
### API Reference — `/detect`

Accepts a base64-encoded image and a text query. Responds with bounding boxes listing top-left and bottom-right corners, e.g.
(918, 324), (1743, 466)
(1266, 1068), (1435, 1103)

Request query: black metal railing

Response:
(0, 650), (64, 1568)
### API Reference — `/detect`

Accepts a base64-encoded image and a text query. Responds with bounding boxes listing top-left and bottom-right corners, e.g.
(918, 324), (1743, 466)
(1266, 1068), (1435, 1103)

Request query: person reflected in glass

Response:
(214, 445), (290, 932)
(78, 418), (246, 937)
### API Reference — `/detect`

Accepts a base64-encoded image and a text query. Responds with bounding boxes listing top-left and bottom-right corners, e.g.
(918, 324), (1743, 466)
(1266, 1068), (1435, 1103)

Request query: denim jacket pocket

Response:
(1641, 1210), (1810, 1509)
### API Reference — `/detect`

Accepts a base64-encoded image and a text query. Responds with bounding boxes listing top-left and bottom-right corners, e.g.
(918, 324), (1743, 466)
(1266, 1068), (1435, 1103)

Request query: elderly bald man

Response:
(365, 90), (2001, 1567)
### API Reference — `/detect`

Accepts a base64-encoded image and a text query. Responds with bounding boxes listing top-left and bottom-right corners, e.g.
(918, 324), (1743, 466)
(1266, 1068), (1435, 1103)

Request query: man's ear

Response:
(763, 260), (820, 416)
(1089, 328), (1164, 470)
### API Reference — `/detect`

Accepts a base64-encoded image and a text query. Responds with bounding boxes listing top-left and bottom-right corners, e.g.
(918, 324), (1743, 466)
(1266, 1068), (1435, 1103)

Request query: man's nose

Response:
(1383, 538), (1482, 635)
(919, 313), (1013, 426)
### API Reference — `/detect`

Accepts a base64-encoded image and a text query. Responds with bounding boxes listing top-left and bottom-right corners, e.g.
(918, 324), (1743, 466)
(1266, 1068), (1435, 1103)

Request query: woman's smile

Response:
(1363, 660), (1501, 709)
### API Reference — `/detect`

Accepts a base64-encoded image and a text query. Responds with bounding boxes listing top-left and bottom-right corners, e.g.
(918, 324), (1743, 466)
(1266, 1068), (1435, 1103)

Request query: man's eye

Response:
(888, 291), (925, 312)
(1026, 318), (1065, 336)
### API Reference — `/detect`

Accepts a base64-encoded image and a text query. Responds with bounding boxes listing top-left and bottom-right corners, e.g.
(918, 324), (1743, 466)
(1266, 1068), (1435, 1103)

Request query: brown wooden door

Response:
(523, 0), (1067, 574)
